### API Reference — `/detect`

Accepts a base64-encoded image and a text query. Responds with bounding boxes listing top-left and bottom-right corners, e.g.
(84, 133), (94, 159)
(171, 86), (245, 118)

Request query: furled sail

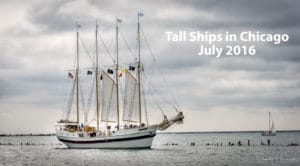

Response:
(158, 112), (184, 131)
(123, 69), (139, 123)
(101, 70), (117, 122)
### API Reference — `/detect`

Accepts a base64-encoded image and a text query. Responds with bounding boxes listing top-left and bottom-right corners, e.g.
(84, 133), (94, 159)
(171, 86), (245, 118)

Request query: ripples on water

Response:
(0, 132), (299, 165)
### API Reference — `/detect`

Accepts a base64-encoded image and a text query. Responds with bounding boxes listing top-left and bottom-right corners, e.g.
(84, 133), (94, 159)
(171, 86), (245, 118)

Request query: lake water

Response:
(0, 132), (299, 165)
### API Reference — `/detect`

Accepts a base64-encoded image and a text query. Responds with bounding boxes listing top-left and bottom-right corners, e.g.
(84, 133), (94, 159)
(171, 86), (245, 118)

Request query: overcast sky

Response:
(0, 0), (299, 133)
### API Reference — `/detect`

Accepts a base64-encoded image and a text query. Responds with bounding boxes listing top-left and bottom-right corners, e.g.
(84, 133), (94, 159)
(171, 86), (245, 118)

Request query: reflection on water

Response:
(0, 132), (299, 165)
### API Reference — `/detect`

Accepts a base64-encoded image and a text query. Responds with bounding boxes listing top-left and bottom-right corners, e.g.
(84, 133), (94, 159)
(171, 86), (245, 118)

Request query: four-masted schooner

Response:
(55, 13), (184, 149)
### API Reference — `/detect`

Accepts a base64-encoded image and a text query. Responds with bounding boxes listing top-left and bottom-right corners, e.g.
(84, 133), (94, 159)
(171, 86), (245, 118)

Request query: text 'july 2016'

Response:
(165, 31), (289, 58)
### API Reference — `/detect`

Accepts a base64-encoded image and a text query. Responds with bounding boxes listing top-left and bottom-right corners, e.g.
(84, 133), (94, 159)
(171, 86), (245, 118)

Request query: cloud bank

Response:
(0, 0), (299, 133)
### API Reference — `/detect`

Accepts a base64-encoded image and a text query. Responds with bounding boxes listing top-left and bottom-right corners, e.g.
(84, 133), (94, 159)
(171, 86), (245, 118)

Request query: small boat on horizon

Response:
(261, 112), (276, 136)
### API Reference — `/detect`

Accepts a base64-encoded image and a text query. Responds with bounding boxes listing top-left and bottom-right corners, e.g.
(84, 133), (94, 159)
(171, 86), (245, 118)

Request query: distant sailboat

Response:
(262, 112), (276, 136)
(55, 13), (184, 149)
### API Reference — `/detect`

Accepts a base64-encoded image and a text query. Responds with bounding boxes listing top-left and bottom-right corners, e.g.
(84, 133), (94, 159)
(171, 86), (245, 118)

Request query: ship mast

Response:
(95, 21), (100, 131)
(116, 18), (121, 129)
(137, 12), (143, 125)
(76, 22), (80, 124)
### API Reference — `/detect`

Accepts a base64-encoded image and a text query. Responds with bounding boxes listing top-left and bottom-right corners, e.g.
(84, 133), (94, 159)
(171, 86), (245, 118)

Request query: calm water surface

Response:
(0, 132), (299, 165)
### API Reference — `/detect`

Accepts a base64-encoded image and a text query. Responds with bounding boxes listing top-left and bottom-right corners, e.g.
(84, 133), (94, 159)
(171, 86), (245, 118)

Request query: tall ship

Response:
(55, 13), (184, 149)
(261, 112), (276, 136)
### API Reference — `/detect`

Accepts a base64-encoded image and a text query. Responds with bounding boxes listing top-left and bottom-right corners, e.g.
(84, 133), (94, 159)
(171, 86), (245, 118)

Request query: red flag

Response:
(68, 72), (74, 79)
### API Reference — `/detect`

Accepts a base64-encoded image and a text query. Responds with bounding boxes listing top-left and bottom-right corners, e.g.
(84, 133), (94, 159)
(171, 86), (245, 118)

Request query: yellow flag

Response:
(119, 68), (126, 77)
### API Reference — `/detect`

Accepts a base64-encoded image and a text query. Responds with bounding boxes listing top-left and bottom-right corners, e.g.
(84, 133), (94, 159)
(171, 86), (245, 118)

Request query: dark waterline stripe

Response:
(58, 134), (156, 144)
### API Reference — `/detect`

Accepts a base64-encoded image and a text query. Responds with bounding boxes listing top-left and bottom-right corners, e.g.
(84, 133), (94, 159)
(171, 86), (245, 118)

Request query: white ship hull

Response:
(56, 125), (157, 149)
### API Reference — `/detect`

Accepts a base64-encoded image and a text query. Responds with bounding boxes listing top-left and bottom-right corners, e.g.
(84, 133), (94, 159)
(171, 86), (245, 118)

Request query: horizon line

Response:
(1, 129), (300, 136)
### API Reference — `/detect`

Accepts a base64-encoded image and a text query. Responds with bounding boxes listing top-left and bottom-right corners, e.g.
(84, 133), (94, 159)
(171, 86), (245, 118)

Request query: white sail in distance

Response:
(271, 120), (276, 133)
(101, 70), (117, 122)
(123, 69), (139, 123)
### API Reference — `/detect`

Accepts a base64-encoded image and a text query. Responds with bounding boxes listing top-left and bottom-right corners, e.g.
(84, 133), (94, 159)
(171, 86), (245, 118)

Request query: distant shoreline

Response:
(0, 133), (56, 137)
(1, 130), (299, 137)
(160, 130), (300, 134)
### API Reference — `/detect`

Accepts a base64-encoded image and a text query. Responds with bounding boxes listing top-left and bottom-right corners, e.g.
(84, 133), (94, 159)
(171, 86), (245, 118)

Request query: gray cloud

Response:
(0, 0), (299, 133)
(27, 0), (79, 32)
